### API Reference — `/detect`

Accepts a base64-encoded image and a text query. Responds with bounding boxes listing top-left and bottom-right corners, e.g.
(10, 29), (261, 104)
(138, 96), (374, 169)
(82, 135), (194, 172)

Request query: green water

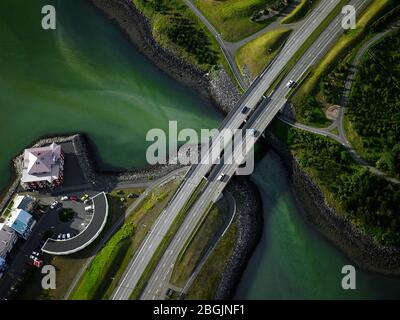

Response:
(1, 0), (399, 300)
(236, 151), (400, 299)
(0, 0), (221, 189)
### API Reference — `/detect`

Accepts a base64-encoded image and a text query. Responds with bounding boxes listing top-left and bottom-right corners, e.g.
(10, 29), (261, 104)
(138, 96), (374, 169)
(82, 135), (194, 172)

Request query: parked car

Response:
(57, 234), (62, 240)
(62, 234), (66, 240)
(60, 196), (68, 201)
(127, 193), (138, 199)
(33, 258), (44, 268)
(66, 233), (71, 239)
(85, 206), (93, 212)
(50, 200), (59, 209)
(81, 194), (89, 202)
(31, 251), (41, 257)
(69, 195), (78, 201)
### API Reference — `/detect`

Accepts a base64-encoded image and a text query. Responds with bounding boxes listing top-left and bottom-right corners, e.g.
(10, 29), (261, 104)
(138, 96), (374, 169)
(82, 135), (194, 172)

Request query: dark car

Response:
(241, 106), (250, 114)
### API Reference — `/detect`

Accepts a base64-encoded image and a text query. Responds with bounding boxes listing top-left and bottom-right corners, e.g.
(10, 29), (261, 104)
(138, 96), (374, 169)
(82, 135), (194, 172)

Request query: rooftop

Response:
(21, 142), (63, 184)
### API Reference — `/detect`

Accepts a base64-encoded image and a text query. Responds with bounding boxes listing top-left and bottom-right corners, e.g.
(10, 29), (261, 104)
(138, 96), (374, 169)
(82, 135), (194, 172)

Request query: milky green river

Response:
(1, 0), (399, 299)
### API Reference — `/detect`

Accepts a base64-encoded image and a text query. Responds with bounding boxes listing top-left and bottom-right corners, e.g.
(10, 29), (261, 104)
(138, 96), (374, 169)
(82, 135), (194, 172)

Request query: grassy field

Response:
(281, 0), (321, 24)
(170, 200), (228, 288)
(291, 0), (393, 125)
(70, 223), (134, 300)
(109, 187), (144, 208)
(70, 181), (180, 300)
(185, 217), (237, 299)
(194, 0), (279, 42)
(235, 28), (292, 78)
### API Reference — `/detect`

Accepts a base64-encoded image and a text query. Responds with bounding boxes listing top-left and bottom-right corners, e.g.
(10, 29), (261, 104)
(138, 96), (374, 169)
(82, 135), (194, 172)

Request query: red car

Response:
(69, 195), (78, 201)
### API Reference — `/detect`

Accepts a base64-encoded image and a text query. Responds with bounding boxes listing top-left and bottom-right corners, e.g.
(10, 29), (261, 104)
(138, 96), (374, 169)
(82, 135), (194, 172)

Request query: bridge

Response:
(111, 0), (371, 300)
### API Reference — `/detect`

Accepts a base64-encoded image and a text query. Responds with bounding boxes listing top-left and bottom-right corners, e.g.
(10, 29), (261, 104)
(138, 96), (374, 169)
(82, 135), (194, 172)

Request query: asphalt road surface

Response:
(111, 0), (369, 300)
(140, 0), (371, 300)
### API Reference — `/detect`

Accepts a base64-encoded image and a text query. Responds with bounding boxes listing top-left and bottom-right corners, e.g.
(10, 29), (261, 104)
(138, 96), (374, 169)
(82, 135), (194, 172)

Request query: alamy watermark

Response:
(341, 265), (356, 290)
(146, 121), (256, 175)
(341, 5), (357, 30)
(41, 265), (56, 290)
(41, 5), (56, 30)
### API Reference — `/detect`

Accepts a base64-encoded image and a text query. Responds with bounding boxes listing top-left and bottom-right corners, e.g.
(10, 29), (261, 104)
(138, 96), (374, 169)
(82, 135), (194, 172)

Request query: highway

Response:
(139, 0), (371, 300)
(111, 0), (368, 300)
(64, 167), (189, 299)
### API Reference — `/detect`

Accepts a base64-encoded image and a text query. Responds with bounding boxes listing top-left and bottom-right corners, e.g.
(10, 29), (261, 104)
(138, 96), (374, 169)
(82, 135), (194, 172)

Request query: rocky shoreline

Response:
(88, 0), (260, 299)
(88, 0), (400, 295)
(265, 129), (400, 276)
(90, 0), (241, 114)
(0, 0), (396, 302)
(215, 177), (263, 300)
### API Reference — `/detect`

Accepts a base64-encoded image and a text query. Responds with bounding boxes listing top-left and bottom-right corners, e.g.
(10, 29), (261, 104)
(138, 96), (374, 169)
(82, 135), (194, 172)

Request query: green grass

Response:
(132, 0), (222, 72)
(185, 217), (237, 299)
(170, 202), (227, 288)
(281, 0), (321, 24)
(268, 0), (348, 98)
(70, 223), (135, 300)
(193, 0), (279, 42)
(235, 28), (291, 78)
(70, 182), (179, 300)
(110, 187), (145, 208)
(291, 0), (393, 125)
(131, 0), (242, 89)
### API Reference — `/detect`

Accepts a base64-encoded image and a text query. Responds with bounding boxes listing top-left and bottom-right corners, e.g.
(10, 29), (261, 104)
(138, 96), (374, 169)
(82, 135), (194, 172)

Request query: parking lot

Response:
(42, 192), (108, 255)
(0, 190), (102, 299)
(41, 192), (97, 241)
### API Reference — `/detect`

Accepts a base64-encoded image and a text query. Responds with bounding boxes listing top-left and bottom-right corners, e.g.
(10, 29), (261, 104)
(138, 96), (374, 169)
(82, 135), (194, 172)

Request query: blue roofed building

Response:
(5, 209), (36, 240)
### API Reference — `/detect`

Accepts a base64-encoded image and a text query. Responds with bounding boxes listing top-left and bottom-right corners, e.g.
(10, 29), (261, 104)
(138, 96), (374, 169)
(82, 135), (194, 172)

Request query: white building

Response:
(21, 142), (65, 189)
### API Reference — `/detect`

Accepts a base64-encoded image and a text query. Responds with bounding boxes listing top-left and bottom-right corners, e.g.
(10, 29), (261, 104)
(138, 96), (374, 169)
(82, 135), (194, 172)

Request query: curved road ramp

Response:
(42, 192), (108, 255)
